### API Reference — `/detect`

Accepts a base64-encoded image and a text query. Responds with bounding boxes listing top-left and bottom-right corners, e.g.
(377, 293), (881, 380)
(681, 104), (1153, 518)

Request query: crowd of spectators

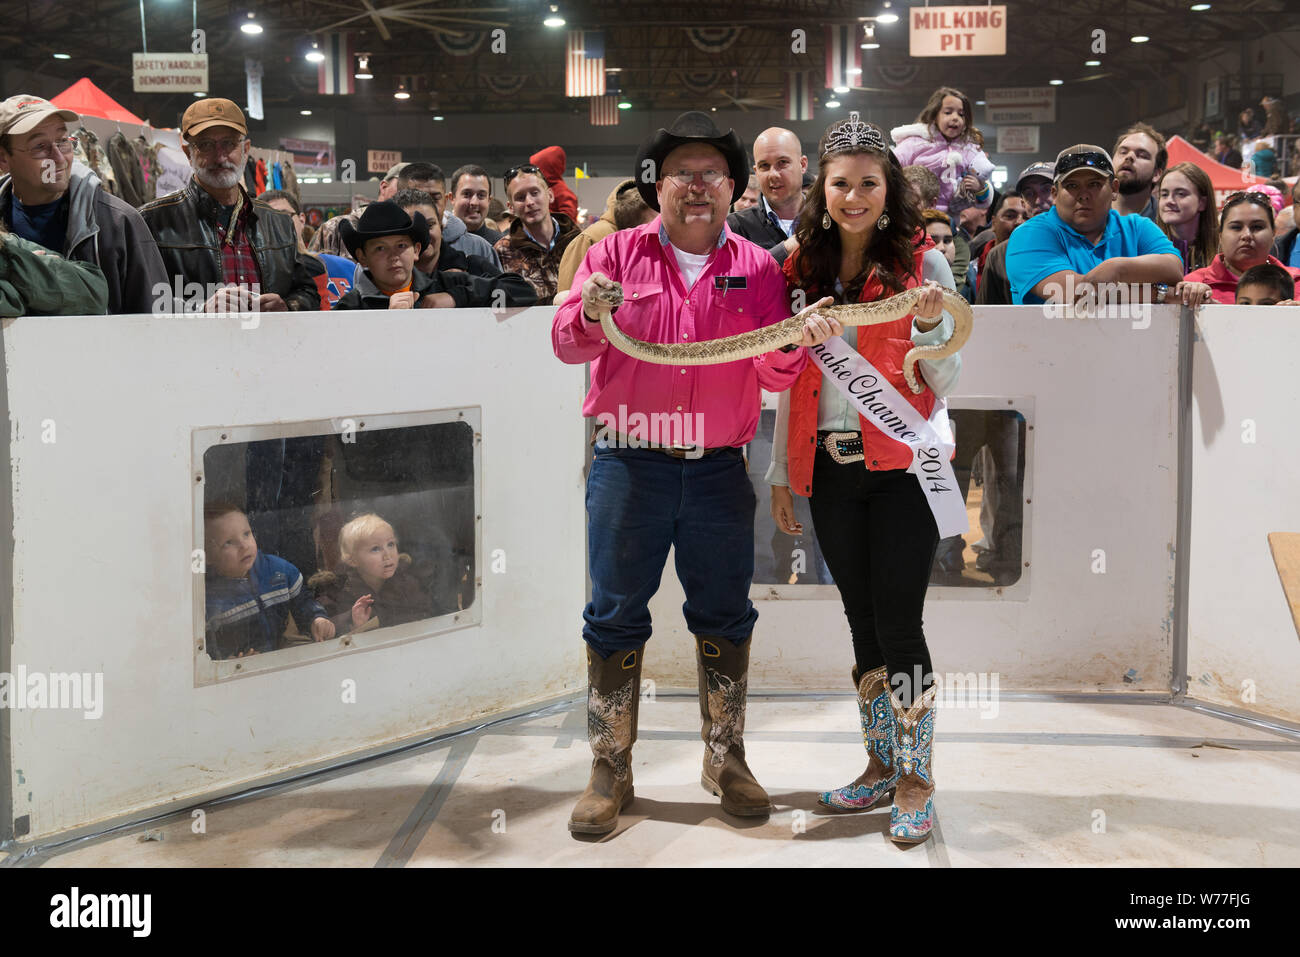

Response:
(3, 88), (1295, 319)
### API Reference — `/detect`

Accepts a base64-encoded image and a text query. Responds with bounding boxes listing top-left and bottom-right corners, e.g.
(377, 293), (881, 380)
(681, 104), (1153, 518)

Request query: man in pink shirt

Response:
(553, 112), (839, 835)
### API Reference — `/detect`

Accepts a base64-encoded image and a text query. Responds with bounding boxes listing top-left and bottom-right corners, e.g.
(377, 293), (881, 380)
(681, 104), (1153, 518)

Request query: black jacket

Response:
(725, 203), (792, 265)
(137, 177), (320, 310)
(1274, 227), (1297, 267)
(433, 244), (539, 307)
(335, 260), (524, 310)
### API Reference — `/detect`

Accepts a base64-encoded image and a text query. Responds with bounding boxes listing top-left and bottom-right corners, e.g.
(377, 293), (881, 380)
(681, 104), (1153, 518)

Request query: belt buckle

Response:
(823, 431), (864, 465)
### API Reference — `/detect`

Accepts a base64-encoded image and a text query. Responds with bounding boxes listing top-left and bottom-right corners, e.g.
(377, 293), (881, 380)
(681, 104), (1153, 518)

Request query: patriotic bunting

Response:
(317, 33), (355, 95)
(824, 24), (861, 91)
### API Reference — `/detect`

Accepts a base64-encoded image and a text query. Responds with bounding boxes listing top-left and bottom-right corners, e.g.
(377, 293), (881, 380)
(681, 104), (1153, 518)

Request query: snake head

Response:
(591, 281), (624, 309)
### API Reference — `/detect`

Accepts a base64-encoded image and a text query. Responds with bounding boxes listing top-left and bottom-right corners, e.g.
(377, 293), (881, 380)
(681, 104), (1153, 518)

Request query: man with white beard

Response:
(139, 99), (318, 313)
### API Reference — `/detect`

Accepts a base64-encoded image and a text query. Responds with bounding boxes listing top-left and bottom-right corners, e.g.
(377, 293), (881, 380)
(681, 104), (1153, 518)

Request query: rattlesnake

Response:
(590, 281), (972, 394)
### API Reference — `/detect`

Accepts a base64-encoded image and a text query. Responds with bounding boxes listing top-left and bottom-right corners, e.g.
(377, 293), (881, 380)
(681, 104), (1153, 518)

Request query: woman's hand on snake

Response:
(796, 295), (841, 347)
(913, 280), (945, 322)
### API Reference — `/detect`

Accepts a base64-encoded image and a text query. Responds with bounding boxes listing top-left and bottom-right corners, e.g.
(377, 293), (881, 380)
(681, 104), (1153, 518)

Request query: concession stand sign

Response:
(984, 86), (1056, 124)
(132, 53), (209, 93)
(909, 5), (1007, 56)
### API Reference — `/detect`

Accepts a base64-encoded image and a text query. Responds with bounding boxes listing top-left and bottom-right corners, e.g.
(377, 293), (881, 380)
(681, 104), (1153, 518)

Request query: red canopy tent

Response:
(1165, 135), (1292, 208)
(50, 77), (144, 125)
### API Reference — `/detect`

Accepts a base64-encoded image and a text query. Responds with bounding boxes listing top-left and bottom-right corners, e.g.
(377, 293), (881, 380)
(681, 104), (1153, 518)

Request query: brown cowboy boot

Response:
(568, 644), (643, 835)
(695, 635), (771, 817)
(818, 666), (898, 811)
(888, 682), (939, 844)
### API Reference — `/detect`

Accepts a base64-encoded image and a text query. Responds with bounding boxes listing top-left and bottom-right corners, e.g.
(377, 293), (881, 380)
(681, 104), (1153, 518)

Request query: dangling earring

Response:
(876, 212), (890, 230)
(822, 211), (832, 229)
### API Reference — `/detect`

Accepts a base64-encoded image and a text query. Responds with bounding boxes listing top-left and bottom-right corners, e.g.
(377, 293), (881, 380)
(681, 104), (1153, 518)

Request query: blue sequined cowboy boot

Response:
(819, 666), (898, 811)
(888, 682), (938, 844)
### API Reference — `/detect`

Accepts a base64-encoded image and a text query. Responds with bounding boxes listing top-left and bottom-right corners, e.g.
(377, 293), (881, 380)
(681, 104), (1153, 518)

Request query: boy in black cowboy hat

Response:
(334, 201), (508, 310)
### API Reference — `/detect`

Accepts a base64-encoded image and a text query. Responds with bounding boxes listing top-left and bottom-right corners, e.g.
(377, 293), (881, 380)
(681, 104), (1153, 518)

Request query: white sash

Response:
(808, 337), (969, 538)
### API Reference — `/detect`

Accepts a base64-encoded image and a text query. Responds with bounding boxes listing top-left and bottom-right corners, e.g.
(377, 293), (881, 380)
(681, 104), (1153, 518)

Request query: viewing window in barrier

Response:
(748, 401), (1031, 596)
(192, 410), (480, 682)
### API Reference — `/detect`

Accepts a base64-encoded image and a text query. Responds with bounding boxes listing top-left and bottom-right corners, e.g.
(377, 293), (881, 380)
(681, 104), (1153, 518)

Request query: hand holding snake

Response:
(583, 274), (972, 394)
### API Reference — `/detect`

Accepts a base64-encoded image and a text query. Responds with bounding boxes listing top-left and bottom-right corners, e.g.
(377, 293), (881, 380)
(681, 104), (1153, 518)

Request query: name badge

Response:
(714, 276), (747, 291)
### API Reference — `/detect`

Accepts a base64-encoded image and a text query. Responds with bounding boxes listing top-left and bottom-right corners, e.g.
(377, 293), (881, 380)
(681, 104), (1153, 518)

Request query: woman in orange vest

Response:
(766, 112), (965, 844)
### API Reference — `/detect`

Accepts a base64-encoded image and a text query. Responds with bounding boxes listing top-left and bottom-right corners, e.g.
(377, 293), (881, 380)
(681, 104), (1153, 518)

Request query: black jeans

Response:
(808, 447), (939, 706)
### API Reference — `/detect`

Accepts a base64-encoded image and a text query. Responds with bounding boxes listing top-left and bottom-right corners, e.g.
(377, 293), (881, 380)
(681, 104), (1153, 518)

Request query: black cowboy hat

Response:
(339, 200), (431, 259)
(633, 111), (749, 211)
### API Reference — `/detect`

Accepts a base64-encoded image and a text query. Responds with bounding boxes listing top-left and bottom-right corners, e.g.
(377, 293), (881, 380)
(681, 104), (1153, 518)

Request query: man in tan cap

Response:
(138, 98), (318, 312)
(0, 94), (166, 314)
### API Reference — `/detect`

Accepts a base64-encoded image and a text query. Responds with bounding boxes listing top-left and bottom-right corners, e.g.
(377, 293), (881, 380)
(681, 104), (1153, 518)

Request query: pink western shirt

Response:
(552, 216), (808, 448)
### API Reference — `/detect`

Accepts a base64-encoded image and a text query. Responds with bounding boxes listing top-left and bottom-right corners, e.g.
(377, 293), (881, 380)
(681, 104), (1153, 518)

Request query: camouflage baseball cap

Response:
(0, 95), (79, 137)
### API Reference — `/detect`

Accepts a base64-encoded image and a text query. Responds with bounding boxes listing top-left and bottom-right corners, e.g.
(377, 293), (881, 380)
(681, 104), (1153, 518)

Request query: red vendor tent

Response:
(1164, 135), (1290, 209)
(50, 77), (144, 125)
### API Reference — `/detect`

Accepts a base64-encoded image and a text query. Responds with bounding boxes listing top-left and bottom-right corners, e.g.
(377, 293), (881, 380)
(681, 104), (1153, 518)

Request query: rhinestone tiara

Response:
(823, 111), (887, 156)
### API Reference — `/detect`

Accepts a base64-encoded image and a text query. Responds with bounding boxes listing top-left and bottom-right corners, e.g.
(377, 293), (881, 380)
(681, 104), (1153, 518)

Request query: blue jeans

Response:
(582, 444), (758, 657)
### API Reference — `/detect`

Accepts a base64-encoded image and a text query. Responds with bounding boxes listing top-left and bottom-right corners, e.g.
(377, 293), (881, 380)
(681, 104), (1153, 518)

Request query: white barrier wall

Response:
(645, 306), (1184, 692)
(1, 307), (587, 841)
(1189, 311), (1300, 724)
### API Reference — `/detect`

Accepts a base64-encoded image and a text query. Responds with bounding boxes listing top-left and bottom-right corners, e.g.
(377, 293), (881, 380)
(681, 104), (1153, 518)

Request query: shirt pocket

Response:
(707, 286), (768, 339)
(610, 282), (666, 340)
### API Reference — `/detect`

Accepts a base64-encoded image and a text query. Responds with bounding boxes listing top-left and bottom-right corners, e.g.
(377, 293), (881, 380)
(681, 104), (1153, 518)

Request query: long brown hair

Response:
(790, 118), (925, 303)
(1157, 162), (1217, 272)
(916, 86), (984, 148)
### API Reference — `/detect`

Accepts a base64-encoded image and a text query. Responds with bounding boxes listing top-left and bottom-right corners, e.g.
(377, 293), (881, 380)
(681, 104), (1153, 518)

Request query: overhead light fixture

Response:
(1049, 79), (1064, 86)
(355, 55), (373, 80)
(240, 12), (262, 35)
(306, 42), (324, 64)
(618, 100), (632, 110)
(1085, 59), (1101, 66)
(834, 85), (850, 94)
(432, 114), (445, 121)
(1130, 35), (1150, 43)
(193, 91), (207, 98)
(52, 52), (71, 60)
(1190, 2), (1211, 9)
(860, 42), (880, 49)
(710, 106), (717, 112)
(975, 99), (985, 105)
(876, 13), (899, 24)
(544, 4), (565, 27)
(300, 109), (312, 116)
(825, 99), (841, 108)
(394, 83), (411, 100)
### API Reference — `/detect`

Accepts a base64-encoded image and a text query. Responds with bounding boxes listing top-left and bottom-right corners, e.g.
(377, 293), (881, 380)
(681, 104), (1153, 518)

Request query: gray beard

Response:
(196, 159), (246, 192)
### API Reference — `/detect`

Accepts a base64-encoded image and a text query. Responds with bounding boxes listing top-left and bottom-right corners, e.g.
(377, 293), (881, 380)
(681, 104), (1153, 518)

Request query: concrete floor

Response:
(19, 691), (1300, 868)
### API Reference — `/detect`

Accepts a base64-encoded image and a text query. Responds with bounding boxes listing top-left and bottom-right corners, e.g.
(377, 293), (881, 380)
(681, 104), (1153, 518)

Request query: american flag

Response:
(566, 31), (606, 97)
(785, 71), (814, 122)
(824, 24), (861, 91)
(590, 95), (619, 126)
(318, 32), (355, 95)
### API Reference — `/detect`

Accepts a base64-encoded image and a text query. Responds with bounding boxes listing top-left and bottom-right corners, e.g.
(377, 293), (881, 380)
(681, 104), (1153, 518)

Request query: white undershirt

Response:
(670, 243), (711, 289)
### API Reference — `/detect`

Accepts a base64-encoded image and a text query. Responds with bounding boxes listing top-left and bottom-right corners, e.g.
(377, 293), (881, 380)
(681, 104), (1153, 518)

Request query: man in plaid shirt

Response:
(139, 99), (318, 313)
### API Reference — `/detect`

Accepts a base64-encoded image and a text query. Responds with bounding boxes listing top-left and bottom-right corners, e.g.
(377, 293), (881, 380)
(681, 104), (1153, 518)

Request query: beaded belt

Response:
(820, 430), (864, 464)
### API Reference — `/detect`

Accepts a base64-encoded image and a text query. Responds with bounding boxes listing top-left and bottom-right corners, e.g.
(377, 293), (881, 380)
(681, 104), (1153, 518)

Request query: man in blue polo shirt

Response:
(1006, 144), (1184, 308)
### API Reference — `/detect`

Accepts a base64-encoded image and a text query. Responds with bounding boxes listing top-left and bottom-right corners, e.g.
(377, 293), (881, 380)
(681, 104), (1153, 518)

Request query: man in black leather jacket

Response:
(138, 98), (319, 313)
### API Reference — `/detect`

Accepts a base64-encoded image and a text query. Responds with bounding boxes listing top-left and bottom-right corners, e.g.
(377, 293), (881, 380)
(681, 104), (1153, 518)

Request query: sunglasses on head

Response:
(1055, 152), (1113, 178)
(504, 164), (542, 185)
(1225, 191), (1270, 205)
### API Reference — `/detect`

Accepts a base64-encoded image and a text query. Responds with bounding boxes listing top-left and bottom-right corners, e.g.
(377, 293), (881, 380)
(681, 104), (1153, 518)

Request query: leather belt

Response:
(593, 430), (730, 459)
(819, 430), (864, 464)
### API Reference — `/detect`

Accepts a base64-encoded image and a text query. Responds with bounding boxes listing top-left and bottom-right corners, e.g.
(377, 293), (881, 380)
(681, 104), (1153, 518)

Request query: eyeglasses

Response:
(1054, 151), (1114, 180)
(664, 169), (728, 188)
(10, 135), (75, 159)
(503, 164), (542, 185)
(190, 137), (245, 155)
